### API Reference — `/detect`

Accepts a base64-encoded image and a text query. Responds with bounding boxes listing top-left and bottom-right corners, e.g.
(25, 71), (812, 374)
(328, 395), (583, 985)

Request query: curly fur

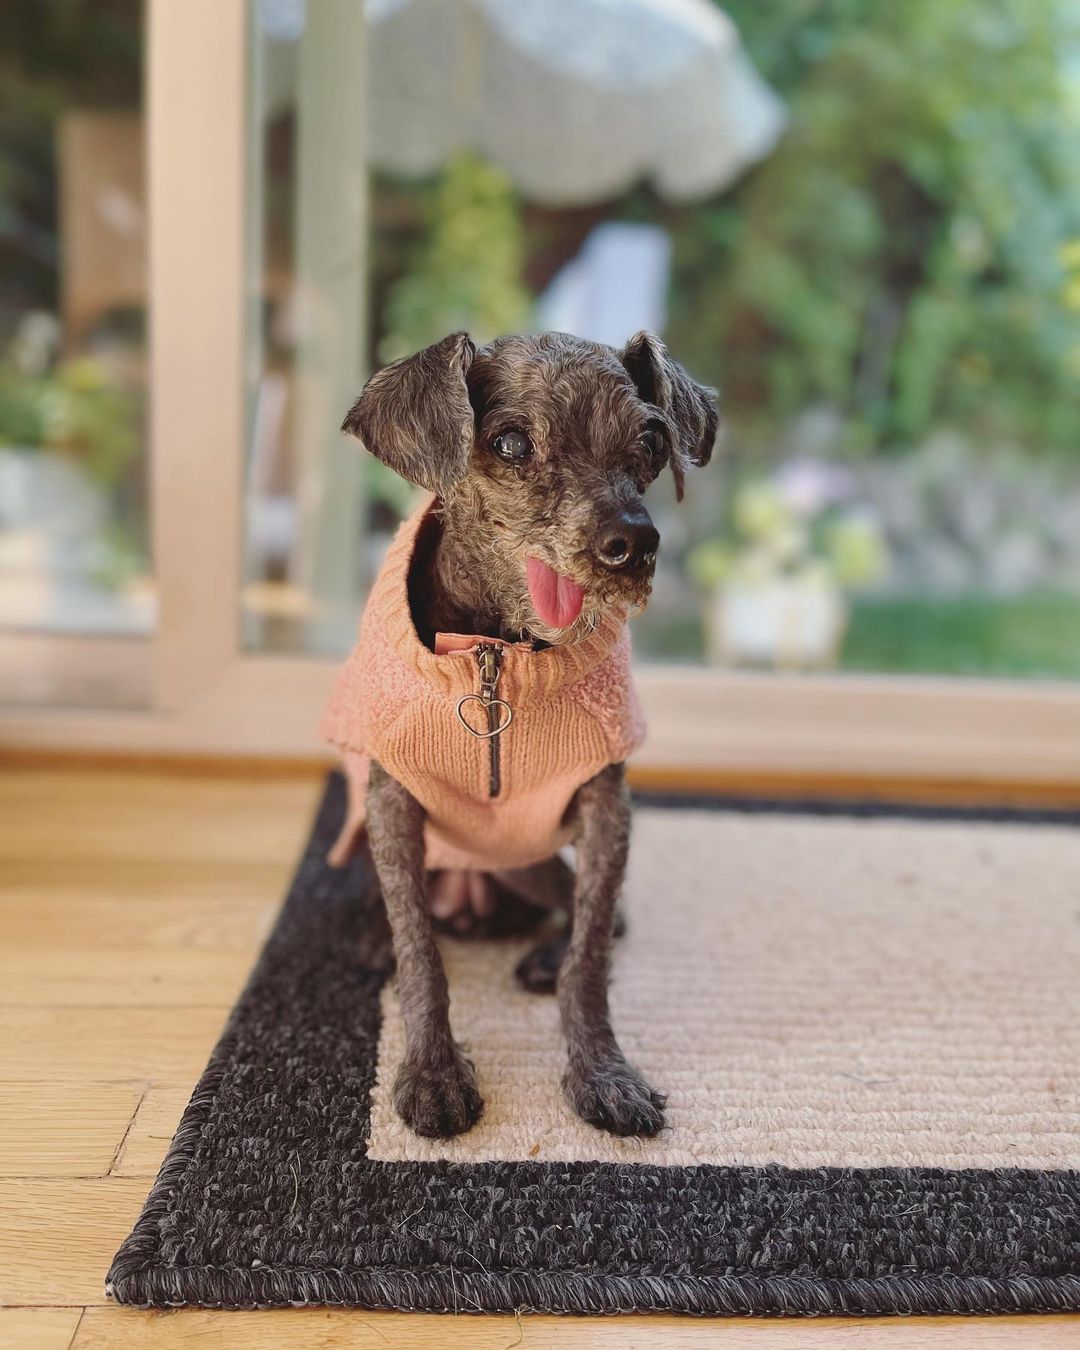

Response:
(350, 330), (718, 648)
(345, 330), (716, 1140)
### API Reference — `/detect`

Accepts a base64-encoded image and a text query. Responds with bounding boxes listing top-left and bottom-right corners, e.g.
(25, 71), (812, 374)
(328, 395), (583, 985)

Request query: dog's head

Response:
(343, 330), (718, 644)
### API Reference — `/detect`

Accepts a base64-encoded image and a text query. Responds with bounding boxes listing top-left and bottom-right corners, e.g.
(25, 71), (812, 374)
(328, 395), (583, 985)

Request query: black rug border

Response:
(107, 774), (1080, 1317)
(633, 790), (1080, 827)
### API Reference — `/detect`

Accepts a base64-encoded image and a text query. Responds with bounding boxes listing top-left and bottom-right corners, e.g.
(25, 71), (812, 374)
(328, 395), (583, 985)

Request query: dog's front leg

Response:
(559, 763), (666, 1137)
(366, 761), (483, 1137)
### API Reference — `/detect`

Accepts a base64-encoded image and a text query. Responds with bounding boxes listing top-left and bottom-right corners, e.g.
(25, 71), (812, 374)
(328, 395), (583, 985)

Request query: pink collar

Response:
(433, 632), (531, 656)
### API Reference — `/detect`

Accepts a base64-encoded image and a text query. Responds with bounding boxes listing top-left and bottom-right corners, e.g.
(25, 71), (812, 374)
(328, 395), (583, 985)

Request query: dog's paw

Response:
(393, 1050), (483, 1138)
(515, 914), (627, 996)
(514, 933), (568, 994)
(563, 1058), (666, 1138)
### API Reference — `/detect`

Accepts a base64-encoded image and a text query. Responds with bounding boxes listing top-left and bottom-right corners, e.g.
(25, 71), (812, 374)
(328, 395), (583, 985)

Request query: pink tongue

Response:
(526, 556), (585, 629)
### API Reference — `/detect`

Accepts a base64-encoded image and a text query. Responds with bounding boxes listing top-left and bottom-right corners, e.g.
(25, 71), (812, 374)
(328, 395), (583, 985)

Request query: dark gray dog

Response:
(343, 329), (717, 1140)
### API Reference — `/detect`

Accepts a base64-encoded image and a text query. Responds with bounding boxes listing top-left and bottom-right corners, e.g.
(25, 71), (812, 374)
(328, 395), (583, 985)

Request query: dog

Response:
(326, 329), (717, 1140)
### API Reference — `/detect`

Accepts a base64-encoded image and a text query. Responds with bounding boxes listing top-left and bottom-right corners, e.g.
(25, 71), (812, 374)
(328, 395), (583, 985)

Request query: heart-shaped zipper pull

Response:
(455, 693), (513, 739)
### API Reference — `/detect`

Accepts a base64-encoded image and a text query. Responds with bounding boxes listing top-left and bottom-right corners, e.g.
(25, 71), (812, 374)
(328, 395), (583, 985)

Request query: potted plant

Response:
(688, 460), (888, 669)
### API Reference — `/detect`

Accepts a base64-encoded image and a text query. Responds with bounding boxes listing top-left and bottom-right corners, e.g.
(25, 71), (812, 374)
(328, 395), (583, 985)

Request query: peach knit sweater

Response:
(321, 502), (645, 871)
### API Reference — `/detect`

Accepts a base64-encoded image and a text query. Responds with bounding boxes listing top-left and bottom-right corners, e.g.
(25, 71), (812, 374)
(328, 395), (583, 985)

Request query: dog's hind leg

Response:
(498, 856), (627, 994)
(493, 855), (570, 992)
(495, 853), (574, 910)
(366, 760), (483, 1138)
(427, 865), (555, 939)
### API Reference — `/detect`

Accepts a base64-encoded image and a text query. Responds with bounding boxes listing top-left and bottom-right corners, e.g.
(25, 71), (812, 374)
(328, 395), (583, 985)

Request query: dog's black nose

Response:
(594, 507), (660, 572)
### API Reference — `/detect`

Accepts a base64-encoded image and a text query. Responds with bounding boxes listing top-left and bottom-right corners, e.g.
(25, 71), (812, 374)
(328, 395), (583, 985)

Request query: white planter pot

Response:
(0, 445), (152, 633)
(707, 575), (847, 669)
(0, 445), (106, 535)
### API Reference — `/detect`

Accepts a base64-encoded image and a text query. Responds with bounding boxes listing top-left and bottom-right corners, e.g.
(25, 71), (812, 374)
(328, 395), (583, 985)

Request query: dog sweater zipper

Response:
(453, 644), (513, 798)
(478, 644), (504, 798)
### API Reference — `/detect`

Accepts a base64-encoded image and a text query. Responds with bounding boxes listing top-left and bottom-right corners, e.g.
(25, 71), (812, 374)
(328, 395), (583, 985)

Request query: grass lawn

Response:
(634, 588), (1080, 679)
(841, 589), (1080, 680)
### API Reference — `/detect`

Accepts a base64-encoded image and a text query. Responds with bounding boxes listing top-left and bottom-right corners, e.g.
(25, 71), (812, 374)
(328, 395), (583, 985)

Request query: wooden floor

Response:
(0, 767), (1075, 1350)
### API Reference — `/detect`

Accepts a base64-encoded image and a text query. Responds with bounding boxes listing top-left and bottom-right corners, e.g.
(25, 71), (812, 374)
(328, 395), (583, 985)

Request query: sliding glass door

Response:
(2, 0), (1077, 791)
(242, 0), (1080, 686)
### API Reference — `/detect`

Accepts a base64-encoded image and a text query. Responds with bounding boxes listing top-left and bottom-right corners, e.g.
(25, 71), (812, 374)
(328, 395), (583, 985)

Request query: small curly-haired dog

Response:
(334, 330), (717, 1140)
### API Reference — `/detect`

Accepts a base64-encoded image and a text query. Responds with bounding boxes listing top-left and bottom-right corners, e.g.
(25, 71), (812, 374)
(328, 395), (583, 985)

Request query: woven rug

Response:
(107, 774), (1080, 1315)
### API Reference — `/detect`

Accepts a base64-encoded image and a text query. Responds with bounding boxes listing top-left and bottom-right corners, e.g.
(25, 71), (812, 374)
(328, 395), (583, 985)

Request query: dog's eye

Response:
(492, 430), (532, 464)
(639, 423), (665, 460)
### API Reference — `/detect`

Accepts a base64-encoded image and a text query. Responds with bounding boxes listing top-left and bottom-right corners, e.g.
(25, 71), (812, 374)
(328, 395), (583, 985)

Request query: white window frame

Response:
(2, 0), (1079, 796)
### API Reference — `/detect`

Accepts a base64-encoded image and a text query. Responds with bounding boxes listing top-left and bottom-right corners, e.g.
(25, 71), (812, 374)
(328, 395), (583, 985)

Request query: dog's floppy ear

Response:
(618, 331), (718, 500)
(342, 331), (477, 497)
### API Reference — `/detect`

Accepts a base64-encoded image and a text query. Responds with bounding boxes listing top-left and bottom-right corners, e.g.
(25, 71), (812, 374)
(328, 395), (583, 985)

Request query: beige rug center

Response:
(367, 809), (1080, 1170)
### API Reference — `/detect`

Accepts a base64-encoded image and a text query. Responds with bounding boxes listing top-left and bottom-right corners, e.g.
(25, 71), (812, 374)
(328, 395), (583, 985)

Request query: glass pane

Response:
(0, 1), (152, 655)
(245, 0), (1080, 680)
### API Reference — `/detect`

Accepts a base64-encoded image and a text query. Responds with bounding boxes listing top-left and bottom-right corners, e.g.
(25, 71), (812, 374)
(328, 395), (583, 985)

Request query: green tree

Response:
(378, 153), (530, 362)
(666, 0), (1080, 459)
